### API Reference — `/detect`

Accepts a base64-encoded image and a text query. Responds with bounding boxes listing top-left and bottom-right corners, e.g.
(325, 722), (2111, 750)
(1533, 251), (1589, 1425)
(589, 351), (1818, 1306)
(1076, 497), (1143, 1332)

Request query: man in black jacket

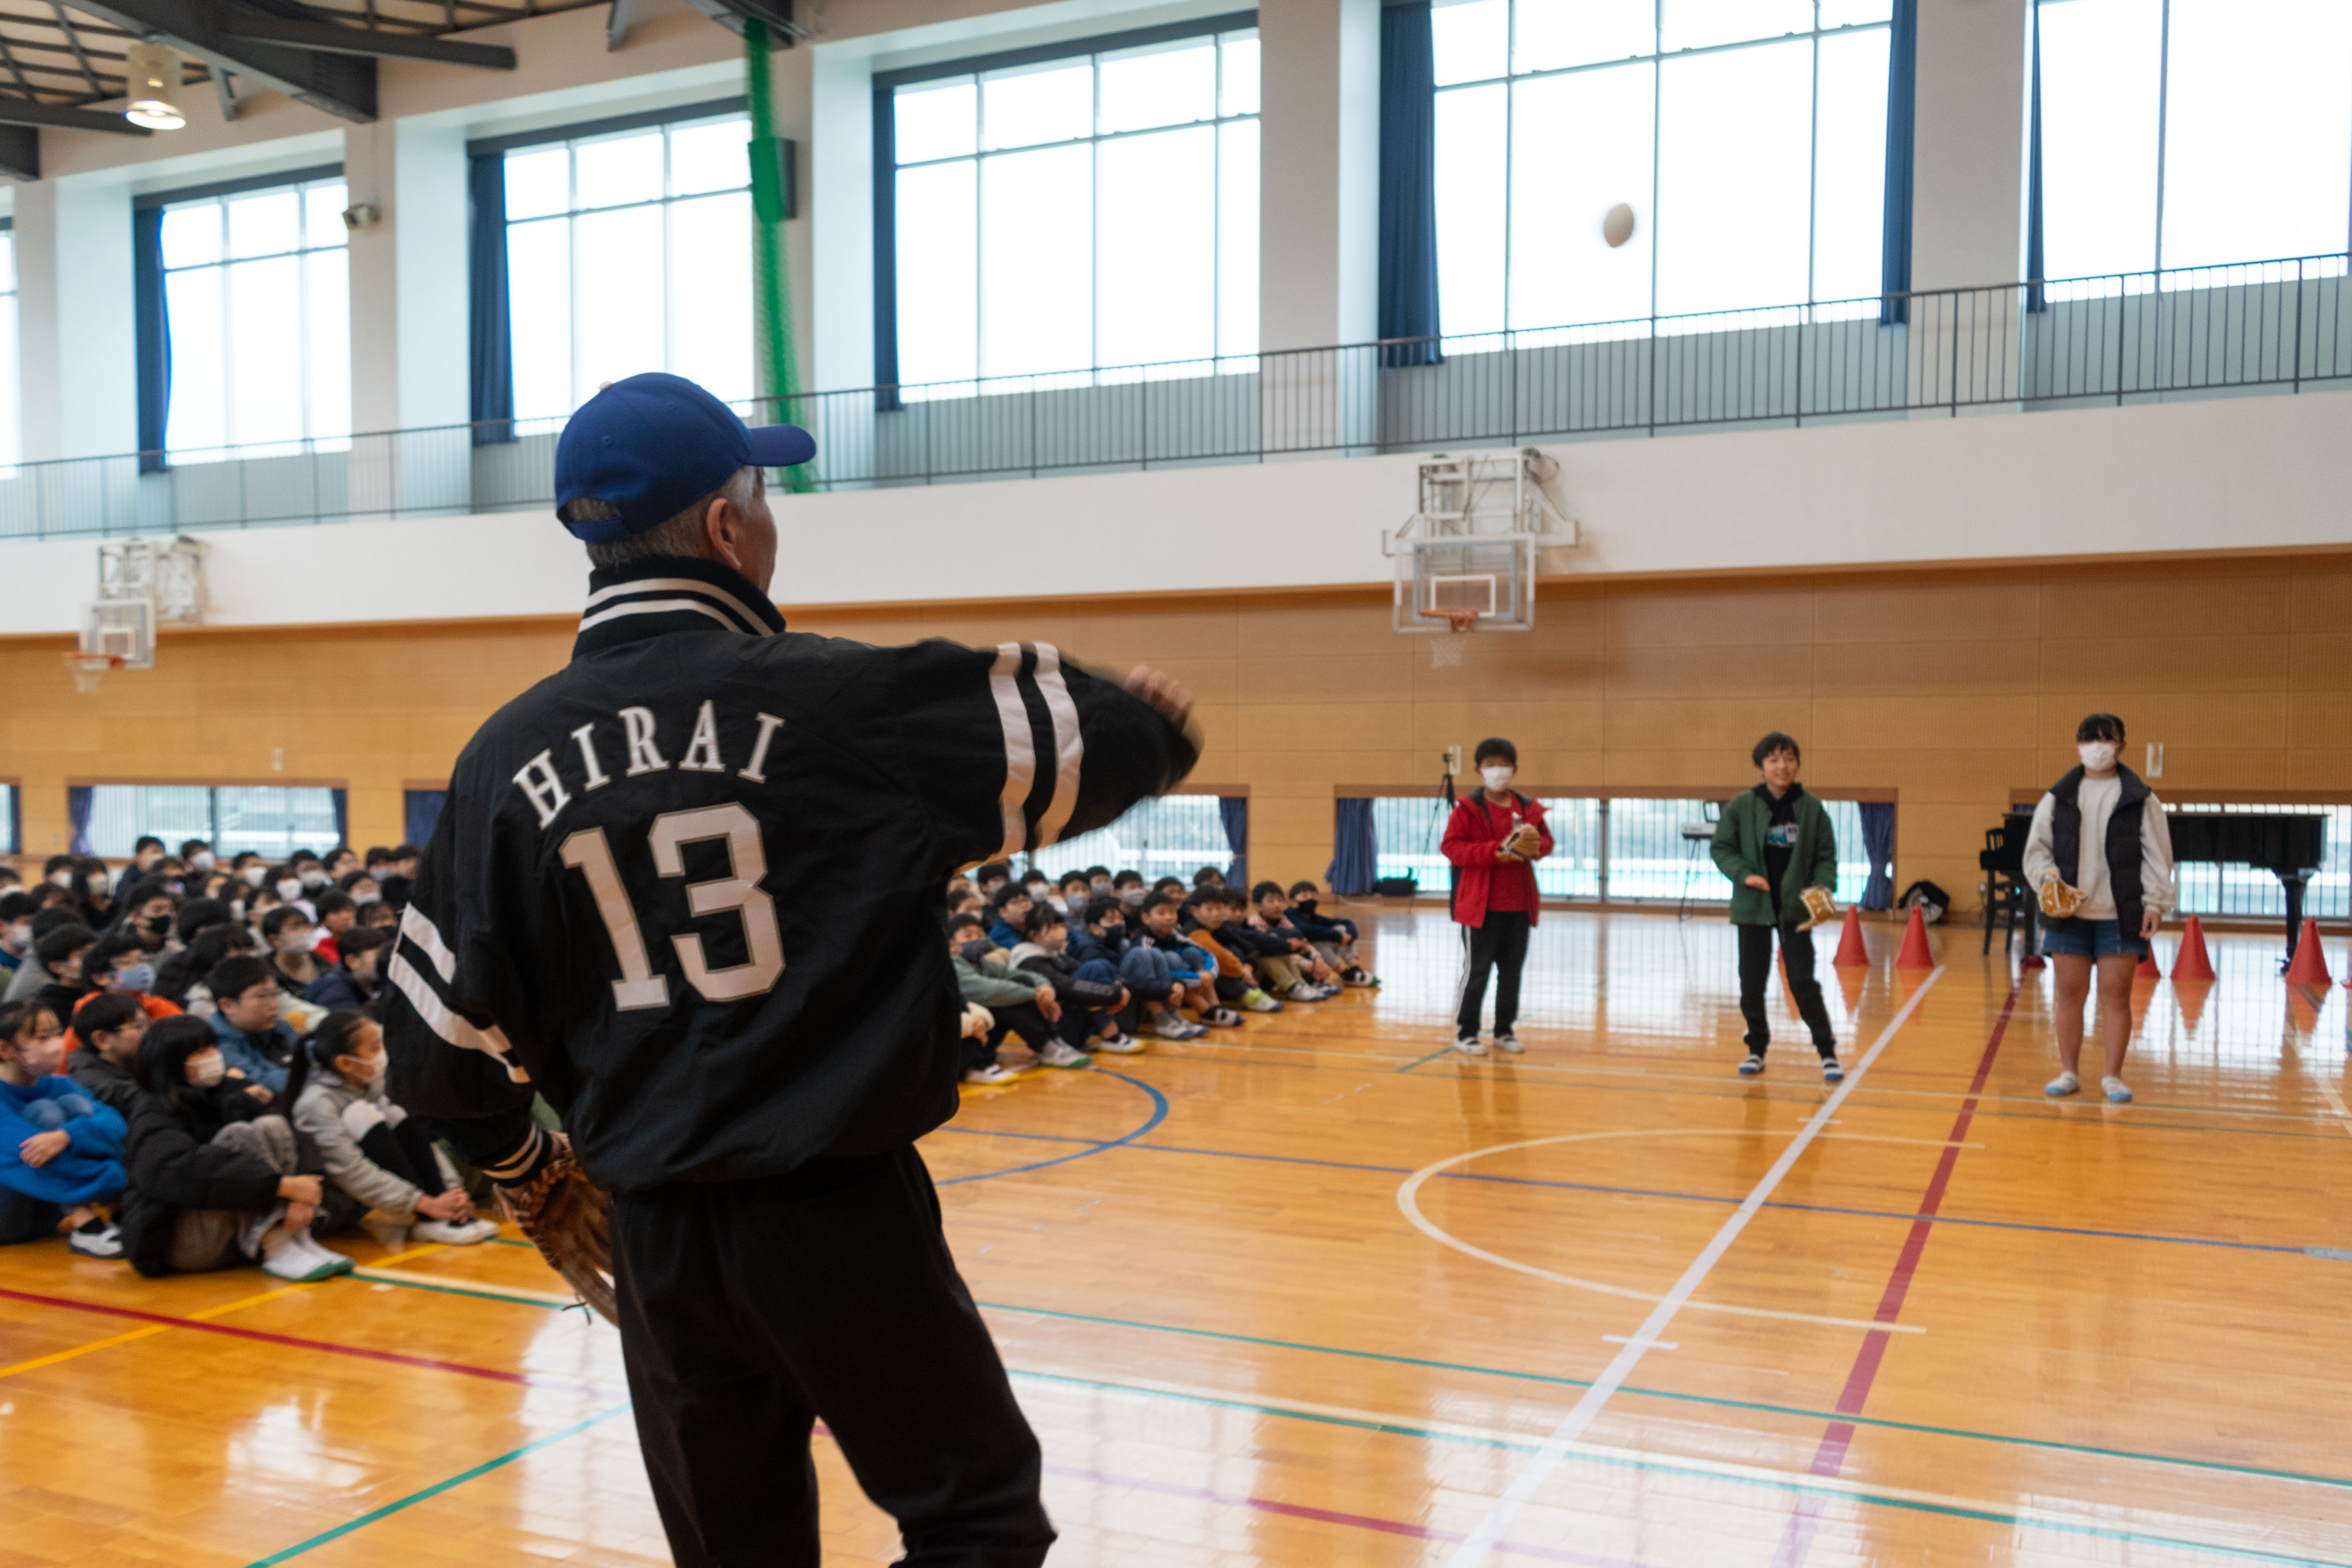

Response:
(384, 374), (1199, 1568)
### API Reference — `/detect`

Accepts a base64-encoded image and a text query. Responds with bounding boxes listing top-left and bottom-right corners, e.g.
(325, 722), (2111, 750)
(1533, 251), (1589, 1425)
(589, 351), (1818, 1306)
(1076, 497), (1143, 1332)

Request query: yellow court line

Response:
(0, 1279), (322, 1381)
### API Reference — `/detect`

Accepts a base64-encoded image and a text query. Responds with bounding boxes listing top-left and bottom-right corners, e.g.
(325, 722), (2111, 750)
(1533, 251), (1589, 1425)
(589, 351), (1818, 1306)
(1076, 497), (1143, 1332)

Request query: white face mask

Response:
(352, 890), (381, 906)
(190, 852), (214, 871)
(1481, 765), (1515, 791)
(240, 866), (268, 889)
(300, 870), (330, 890)
(275, 878), (304, 902)
(2, 923), (28, 955)
(2078, 741), (2119, 772)
(346, 1053), (386, 1084)
(275, 929), (313, 955)
(189, 1053), (226, 1087)
(49, 870), (73, 889)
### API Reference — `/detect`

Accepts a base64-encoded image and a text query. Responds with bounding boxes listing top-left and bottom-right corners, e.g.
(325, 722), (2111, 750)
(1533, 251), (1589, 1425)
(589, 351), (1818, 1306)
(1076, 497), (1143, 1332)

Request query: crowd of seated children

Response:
(0, 997), (127, 1256)
(950, 912), (1086, 1084)
(1006, 904), (1139, 1058)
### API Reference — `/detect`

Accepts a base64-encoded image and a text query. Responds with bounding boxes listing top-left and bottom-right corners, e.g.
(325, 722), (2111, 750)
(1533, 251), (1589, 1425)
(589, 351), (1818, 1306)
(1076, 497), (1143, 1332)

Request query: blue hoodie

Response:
(209, 1011), (299, 1097)
(0, 1074), (127, 1207)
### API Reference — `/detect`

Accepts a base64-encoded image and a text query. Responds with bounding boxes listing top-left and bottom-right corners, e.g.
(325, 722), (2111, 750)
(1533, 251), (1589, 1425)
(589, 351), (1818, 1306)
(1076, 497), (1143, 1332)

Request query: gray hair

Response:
(567, 466), (762, 568)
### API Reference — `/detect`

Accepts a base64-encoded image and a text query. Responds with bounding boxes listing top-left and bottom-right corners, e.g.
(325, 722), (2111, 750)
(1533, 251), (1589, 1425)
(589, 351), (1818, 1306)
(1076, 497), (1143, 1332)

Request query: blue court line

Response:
(240, 1403), (634, 1566)
(934, 1069), (1168, 1186)
(935, 1124), (2335, 1257)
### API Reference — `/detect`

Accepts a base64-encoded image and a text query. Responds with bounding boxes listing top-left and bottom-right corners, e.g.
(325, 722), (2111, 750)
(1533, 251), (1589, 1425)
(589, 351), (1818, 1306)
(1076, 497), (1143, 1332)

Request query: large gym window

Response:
(155, 173), (351, 462)
(0, 221), (17, 471)
(500, 108), (755, 425)
(1017, 794), (1240, 884)
(1430, 0), (1896, 346)
(880, 17), (1260, 398)
(81, 785), (343, 860)
(2033, 0), (2352, 287)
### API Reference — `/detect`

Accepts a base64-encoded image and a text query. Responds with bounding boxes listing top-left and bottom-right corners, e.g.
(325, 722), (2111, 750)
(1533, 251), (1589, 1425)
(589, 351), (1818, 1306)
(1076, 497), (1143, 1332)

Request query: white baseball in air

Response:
(1602, 202), (1636, 249)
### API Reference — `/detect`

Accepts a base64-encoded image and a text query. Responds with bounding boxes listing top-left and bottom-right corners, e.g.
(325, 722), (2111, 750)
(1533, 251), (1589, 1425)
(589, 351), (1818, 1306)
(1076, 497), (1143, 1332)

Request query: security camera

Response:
(340, 203), (381, 231)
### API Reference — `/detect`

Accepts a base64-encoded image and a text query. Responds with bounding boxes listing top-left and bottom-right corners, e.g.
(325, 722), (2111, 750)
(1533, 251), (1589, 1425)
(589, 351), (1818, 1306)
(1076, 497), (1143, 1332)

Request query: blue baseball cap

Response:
(554, 372), (816, 542)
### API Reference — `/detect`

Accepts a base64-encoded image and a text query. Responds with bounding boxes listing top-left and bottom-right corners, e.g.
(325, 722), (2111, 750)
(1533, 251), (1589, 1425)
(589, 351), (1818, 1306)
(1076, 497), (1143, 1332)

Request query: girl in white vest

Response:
(2022, 712), (2176, 1104)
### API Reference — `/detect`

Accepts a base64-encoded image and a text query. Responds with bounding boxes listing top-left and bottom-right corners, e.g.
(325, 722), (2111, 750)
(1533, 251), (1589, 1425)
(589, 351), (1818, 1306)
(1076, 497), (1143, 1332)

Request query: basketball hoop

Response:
(1429, 608), (1481, 668)
(64, 651), (123, 695)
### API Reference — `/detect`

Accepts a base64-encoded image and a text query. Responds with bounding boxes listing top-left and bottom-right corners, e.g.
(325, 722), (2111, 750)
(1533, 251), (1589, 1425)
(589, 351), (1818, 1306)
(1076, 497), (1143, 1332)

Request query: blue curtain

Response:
(2024, 0), (2047, 313)
(133, 207), (170, 474)
(404, 790), (446, 848)
(330, 789), (350, 849)
(1879, 0), (1918, 325)
(1378, 0), (1442, 368)
(468, 152), (515, 445)
(1218, 796), (1248, 888)
(1859, 802), (1896, 911)
(67, 787), (94, 857)
(871, 88), (903, 413)
(1327, 798), (1378, 896)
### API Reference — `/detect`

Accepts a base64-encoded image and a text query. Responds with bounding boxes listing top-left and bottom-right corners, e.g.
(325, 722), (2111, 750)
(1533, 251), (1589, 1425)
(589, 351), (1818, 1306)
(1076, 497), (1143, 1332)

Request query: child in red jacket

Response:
(1441, 738), (1552, 1056)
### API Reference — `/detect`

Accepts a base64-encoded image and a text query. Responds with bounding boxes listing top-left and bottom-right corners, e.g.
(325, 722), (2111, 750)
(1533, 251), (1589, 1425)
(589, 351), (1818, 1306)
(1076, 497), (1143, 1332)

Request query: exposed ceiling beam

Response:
(676, 0), (797, 46)
(220, 13), (515, 70)
(0, 94), (152, 134)
(63, 0), (378, 121)
(0, 122), (37, 180)
(214, 64), (237, 119)
(604, 0), (628, 52)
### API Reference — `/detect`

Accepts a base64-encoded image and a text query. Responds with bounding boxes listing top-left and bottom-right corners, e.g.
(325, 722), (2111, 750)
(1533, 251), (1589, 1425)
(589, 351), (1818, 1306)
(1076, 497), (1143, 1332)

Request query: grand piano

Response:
(2165, 812), (2329, 961)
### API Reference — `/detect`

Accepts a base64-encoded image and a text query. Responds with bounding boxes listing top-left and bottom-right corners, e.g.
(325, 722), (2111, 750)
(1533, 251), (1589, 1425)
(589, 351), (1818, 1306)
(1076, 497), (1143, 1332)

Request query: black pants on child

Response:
(611, 1146), (1054, 1568)
(354, 1115), (451, 1198)
(967, 1000), (1054, 1072)
(1456, 910), (1531, 1037)
(1737, 922), (1837, 1055)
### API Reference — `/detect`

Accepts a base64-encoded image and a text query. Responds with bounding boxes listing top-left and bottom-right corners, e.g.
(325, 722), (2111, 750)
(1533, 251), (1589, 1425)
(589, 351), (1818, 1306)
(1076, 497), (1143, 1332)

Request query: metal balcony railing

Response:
(4, 252), (2345, 542)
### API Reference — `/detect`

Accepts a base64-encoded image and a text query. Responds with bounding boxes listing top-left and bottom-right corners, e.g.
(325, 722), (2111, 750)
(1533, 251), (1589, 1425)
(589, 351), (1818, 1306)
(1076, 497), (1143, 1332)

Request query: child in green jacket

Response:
(1710, 732), (1841, 1081)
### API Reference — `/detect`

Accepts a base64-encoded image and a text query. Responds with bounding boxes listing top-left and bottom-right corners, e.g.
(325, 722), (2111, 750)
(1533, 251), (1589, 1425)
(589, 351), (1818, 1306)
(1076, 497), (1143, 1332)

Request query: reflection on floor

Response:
(3, 908), (2348, 1566)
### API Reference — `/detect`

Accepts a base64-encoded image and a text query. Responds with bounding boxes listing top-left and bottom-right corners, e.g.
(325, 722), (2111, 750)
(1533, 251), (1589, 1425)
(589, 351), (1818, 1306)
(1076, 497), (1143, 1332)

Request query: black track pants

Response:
(1456, 910), (1532, 1036)
(611, 1147), (1054, 1568)
(1737, 922), (1837, 1055)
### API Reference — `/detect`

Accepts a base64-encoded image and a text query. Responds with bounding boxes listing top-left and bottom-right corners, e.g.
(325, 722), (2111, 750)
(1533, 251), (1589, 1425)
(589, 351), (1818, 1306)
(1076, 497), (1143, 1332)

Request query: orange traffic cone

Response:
(2171, 916), (2215, 981)
(1894, 904), (1936, 970)
(1832, 906), (1869, 968)
(2285, 918), (2333, 987)
(2134, 949), (2161, 980)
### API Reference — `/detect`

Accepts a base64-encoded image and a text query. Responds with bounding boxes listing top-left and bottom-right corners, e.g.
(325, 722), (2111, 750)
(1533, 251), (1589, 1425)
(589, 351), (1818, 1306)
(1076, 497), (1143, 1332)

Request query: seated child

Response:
(1288, 881), (1377, 987)
(1056, 872), (1094, 931)
(1008, 904), (1140, 1055)
(119, 1015), (350, 1282)
(1250, 883), (1342, 997)
(67, 991), (149, 1116)
(949, 916), (1087, 1082)
(292, 1011), (498, 1246)
(0, 999), (127, 1256)
(987, 884), (1034, 951)
(1181, 893), (1282, 1013)
(1217, 889), (1321, 1001)
(1126, 893), (1222, 1036)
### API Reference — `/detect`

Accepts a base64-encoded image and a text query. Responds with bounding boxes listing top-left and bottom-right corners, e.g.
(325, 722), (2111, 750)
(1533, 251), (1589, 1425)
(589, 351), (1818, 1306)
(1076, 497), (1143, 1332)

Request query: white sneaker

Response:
(964, 1063), (1017, 1086)
(2101, 1075), (2133, 1104)
(1453, 1032), (1488, 1056)
(1155, 1013), (1205, 1040)
(412, 1217), (502, 1246)
(263, 1240), (347, 1282)
(1492, 1032), (1523, 1054)
(67, 1219), (124, 1258)
(1240, 988), (1284, 1013)
(2044, 1071), (2081, 1097)
(1092, 1033), (1146, 1055)
(1038, 1041), (1094, 1069)
(291, 1233), (355, 1274)
(1285, 983), (1323, 1003)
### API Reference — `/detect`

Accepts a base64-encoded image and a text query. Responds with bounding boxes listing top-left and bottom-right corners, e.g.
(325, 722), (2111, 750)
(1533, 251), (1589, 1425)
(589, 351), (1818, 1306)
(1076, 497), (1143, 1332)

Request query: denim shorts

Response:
(2040, 918), (2149, 961)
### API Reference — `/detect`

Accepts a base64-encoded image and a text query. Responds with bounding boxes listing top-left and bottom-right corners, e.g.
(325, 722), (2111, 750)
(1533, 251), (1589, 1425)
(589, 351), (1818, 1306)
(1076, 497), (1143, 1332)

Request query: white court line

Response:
(1436, 966), (1945, 1568)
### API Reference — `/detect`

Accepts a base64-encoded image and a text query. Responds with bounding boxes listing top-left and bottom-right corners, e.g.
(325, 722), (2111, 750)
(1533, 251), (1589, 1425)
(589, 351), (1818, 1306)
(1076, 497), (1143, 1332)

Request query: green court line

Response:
(1007, 1365), (2352, 1568)
(978, 1299), (2352, 1494)
(239, 1404), (634, 1566)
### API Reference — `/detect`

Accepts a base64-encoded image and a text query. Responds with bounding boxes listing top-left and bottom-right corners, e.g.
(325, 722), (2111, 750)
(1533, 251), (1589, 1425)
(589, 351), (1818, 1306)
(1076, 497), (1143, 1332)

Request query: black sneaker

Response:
(1821, 1056), (1845, 1083)
(1737, 1053), (1766, 1077)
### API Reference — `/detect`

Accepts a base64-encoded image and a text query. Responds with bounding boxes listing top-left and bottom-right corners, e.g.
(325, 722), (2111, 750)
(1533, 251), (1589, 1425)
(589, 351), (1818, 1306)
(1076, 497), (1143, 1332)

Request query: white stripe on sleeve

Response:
(1030, 643), (1084, 847)
(388, 951), (531, 1084)
(989, 643), (1037, 856)
(398, 904), (459, 983)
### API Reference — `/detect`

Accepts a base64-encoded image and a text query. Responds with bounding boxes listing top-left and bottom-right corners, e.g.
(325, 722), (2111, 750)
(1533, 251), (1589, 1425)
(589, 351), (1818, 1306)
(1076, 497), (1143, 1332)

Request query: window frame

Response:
(141, 165), (351, 464)
(472, 98), (757, 428)
(0, 216), (17, 471)
(77, 782), (347, 862)
(1429, 0), (1899, 346)
(872, 10), (1261, 402)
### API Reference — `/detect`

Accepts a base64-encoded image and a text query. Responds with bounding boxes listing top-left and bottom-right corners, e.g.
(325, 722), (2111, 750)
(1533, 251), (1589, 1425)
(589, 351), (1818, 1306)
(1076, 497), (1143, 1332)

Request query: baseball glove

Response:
(1797, 885), (1838, 930)
(2037, 875), (2086, 920)
(495, 1134), (617, 1324)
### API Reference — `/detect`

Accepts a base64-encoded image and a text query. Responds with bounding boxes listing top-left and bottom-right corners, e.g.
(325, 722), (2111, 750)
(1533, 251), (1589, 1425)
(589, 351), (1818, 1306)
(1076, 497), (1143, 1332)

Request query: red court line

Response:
(0, 1285), (617, 1397)
(1041, 1461), (1652, 1567)
(1770, 979), (2023, 1568)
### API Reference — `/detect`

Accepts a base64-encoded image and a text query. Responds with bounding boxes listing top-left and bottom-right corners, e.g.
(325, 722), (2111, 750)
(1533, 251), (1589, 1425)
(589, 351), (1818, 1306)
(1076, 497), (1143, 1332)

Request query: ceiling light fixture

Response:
(124, 40), (185, 130)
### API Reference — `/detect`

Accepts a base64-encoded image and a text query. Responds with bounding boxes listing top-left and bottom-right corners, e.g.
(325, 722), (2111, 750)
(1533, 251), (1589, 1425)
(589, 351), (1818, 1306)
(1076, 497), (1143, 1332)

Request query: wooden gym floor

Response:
(3, 907), (2349, 1567)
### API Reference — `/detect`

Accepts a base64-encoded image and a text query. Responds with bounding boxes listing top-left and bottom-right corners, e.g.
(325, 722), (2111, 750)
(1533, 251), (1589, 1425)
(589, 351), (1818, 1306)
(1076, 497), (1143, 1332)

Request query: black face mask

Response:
(958, 940), (990, 962)
(1293, 898), (1317, 913)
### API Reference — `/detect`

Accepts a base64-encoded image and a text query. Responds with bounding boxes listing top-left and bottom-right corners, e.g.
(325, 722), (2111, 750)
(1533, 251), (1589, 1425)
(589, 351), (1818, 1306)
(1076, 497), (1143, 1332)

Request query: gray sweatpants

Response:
(169, 1117), (301, 1274)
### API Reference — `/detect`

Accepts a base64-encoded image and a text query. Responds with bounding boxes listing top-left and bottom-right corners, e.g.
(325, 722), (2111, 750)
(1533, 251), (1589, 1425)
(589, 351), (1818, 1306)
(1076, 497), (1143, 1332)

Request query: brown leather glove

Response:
(494, 1133), (617, 1324)
(2038, 875), (2086, 920)
(1797, 886), (1837, 930)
